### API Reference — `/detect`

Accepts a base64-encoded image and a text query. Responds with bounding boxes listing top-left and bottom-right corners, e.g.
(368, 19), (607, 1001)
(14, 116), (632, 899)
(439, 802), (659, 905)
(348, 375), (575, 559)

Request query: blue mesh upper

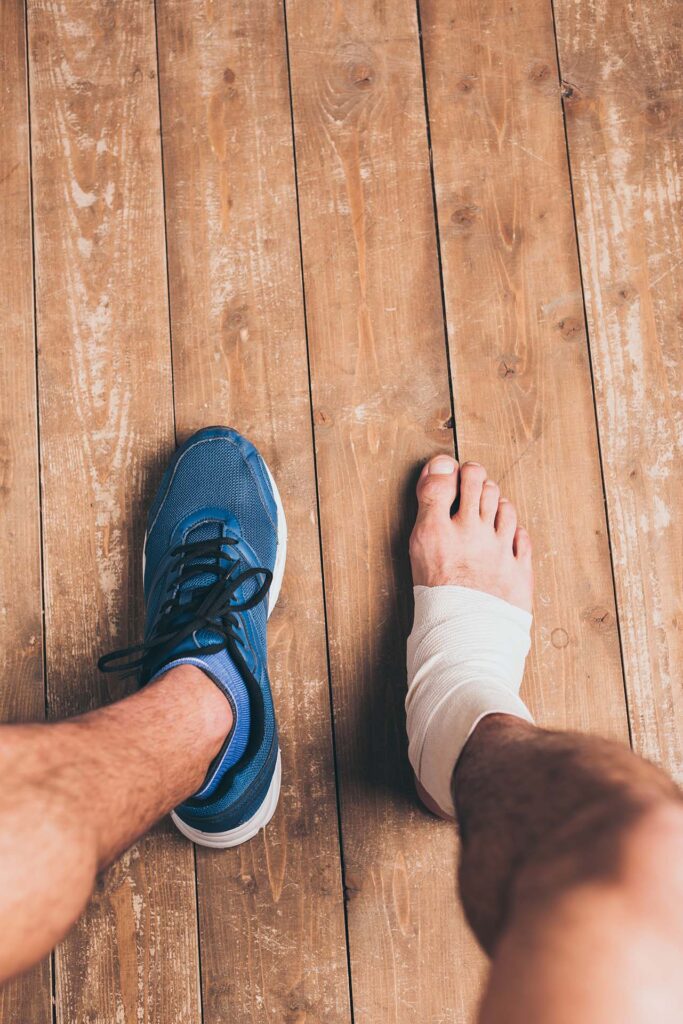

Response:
(145, 428), (277, 593)
(142, 426), (280, 832)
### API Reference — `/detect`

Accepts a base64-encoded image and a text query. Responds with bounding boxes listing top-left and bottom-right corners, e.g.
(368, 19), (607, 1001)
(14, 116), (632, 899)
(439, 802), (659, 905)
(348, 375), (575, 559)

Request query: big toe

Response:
(415, 455), (459, 522)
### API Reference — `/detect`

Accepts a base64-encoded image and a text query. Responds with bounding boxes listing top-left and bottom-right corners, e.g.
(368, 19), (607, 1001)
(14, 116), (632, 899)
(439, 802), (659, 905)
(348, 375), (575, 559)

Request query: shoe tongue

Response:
(181, 521), (229, 646)
(176, 521), (262, 650)
(184, 520), (223, 585)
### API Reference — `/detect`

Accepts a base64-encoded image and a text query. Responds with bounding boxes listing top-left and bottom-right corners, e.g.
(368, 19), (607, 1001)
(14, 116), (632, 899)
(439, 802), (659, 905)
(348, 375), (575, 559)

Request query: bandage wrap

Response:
(406, 585), (533, 817)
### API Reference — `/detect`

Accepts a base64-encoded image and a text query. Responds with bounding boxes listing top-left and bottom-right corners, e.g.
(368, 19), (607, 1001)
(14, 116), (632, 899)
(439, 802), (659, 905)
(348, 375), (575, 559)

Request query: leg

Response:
(456, 716), (683, 1023)
(406, 454), (683, 1022)
(0, 665), (231, 982)
(1, 427), (283, 981)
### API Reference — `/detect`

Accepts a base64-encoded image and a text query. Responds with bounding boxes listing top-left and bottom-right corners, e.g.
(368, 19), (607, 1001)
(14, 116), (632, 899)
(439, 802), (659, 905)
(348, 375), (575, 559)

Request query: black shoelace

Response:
(98, 537), (272, 676)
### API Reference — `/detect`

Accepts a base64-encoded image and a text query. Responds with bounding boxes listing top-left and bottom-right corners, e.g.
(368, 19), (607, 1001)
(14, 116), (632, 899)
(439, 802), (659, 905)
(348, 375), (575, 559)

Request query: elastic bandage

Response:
(406, 584), (533, 817)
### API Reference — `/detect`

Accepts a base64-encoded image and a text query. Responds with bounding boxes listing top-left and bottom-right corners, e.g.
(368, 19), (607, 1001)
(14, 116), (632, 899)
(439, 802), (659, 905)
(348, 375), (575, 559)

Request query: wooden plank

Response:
(0, 1), (52, 1019)
(553, 1), (683, 777)
(154, 1), (352, 1021)
(26, 1), (201, 1020)
(420, 0), (629, 742)
(285, 2), (485, 1021)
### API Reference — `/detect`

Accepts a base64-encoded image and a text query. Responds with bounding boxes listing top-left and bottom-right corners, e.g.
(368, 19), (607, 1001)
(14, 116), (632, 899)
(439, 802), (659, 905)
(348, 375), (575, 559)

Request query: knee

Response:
(532, 791), (683, 909)
(618, 799), (683, 896)
(582, 790), (683, 891)
(531, 801), (683, 959)
(0, 811), (98, 983)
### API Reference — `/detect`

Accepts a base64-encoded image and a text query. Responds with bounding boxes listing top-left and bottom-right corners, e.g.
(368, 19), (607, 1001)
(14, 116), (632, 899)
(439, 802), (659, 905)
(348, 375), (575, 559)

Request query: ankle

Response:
(406, 587), (533, 817)
(147, 664), (233, 755)
(453, 713), (536, 811)
(459, 711), (535, 760)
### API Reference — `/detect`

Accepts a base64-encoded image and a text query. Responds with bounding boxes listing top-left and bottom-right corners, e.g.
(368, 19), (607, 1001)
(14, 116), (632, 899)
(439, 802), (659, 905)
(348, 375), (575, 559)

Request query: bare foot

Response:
(409, 456), (533, 614)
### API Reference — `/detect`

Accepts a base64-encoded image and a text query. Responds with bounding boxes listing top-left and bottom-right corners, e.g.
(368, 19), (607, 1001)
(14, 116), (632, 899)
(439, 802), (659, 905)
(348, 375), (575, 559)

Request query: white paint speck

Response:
(71, 180), (96, 208)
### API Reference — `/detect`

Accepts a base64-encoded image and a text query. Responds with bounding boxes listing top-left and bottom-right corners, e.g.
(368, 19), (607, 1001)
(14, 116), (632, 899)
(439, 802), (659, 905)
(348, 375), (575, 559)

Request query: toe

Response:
(415, 455), (459, 522)
(479, 479), (500, 524)
(514, 525), (532, 561)
(494, 497), (517, 540)
(457, 462), (488, 521)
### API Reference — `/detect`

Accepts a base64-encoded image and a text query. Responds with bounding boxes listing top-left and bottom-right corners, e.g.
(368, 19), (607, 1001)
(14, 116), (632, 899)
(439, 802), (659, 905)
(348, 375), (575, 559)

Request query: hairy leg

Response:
(407, 455), (683, 1021)
(455, 715), (683, 1023)
(0, 665), (231, 982)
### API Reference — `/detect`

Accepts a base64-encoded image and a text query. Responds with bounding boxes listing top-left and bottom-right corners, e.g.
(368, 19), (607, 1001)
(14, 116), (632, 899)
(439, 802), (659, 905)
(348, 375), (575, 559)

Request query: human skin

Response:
(409, 455), (683, 1023)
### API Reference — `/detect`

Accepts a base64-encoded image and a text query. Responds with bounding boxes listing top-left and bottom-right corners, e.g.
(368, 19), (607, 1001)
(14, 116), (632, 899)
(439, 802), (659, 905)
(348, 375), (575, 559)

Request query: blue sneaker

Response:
(98, 426), (286, 848)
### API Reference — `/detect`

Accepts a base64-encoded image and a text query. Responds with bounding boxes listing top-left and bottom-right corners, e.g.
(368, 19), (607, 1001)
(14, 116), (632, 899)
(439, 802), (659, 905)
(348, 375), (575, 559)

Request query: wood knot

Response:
(456, 75), (477, 93)
(314, 408), (333, 427)
(497, 354), (521, 379)
(344, 874), (362, 901)
(617, 282), (637, 303)
(223, 67), (236, 83)
(561, 80), (580, 103)
(283, 989), (314, 1022)
(331, 43), (381, 119)
(646, 100), (670, 126)
(501, 222), (521, 248)
(586, 606), (612, 631)
(529, 63), (551, 82)
(349, 62), (374, 88)
(551, 627), (569, 649)
(222, 303), (248, 332)
(450, 203), (480, 229)
(556, 316), (584, 340)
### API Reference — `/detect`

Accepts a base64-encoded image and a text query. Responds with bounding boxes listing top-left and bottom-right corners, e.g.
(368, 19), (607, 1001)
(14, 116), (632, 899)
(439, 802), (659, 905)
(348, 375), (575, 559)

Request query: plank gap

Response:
(281, 0), (358, 1018)
(547, 0), (634, 749)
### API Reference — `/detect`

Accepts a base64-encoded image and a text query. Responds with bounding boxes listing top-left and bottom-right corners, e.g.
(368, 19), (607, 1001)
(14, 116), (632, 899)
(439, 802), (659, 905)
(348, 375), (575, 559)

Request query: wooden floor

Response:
(1, 0), (681, 1021)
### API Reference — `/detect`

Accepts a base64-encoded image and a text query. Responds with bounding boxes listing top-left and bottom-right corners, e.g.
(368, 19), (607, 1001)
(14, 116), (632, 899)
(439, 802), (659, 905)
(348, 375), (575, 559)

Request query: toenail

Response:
(463, 461), (482, 468)
(428, 455), (456, 475)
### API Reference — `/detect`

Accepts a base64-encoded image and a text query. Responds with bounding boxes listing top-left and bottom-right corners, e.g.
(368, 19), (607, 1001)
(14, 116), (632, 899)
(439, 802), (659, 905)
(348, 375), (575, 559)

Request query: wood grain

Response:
(0, 1), (52, 1020)
(26, 0), (201, 1020)
(4, 0), (678, 1019)
(285, 1), (485, 1021)
(420, 0), (629, 741)
(155, 1), (352, 1021)
(554, 0), (683, 777)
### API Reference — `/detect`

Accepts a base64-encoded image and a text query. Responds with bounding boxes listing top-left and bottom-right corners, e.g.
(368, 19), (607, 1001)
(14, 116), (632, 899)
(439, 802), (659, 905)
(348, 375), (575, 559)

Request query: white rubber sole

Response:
(171, 751), (282, 848)
(262, 458), (287, 620)
(158, 451), (287, 849)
